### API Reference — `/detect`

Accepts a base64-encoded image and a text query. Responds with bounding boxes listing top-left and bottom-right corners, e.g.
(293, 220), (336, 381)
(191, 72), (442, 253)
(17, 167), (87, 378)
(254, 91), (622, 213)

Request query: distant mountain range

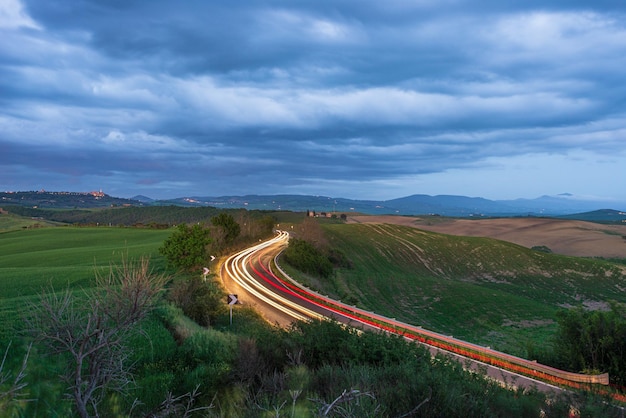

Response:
(153, 193), (626, 219)
(3, 191), (626, 220)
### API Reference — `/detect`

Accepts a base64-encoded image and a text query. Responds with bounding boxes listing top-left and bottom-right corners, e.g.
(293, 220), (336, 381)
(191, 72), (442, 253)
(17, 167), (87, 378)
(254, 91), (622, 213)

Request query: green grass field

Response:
(0, 213), (59, 231)
(312, 223), (626, 356)
(0, 226), (172, 342)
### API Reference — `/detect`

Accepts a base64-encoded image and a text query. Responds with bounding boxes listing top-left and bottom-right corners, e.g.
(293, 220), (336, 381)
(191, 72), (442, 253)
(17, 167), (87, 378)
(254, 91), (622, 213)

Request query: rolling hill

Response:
(306, 222), (626, 357)
(348, 214), (626, 259)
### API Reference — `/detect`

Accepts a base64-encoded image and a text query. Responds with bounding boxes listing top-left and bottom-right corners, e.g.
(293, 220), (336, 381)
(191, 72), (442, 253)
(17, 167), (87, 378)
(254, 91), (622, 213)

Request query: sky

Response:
(1, 0), (626, 202)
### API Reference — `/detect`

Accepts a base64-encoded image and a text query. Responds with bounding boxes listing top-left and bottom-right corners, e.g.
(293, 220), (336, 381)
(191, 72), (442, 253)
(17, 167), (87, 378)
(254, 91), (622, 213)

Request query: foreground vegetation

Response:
(6, 300), (614, 416)
(1, 210), (625, 416)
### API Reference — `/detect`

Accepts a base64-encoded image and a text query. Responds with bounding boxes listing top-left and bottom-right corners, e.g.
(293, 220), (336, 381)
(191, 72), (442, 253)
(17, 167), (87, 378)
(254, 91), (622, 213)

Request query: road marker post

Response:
(227, 294), (238, 325)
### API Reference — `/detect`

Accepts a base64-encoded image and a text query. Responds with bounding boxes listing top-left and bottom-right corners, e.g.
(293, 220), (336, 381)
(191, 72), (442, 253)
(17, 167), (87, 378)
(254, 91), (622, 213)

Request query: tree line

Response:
(2, 205), (279, 228)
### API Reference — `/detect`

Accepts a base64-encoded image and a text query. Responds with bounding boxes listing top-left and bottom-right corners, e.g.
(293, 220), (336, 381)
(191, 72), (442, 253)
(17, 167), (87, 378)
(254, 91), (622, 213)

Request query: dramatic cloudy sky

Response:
(1, 0), (625, 202)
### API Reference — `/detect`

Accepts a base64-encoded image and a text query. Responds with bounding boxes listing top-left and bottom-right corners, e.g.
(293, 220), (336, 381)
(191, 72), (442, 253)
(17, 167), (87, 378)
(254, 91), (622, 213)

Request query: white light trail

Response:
(223, 231), (324, 322)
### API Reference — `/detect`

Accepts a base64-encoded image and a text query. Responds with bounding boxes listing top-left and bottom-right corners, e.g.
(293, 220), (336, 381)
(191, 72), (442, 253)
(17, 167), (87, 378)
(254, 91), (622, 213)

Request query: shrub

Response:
(283, 238), (333, 278)
(168, 276), (226, 327)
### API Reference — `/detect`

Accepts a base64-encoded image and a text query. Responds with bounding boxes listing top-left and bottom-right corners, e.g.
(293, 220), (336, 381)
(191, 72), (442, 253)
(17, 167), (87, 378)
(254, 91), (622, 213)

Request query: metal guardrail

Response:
(396, 325), (610, 387)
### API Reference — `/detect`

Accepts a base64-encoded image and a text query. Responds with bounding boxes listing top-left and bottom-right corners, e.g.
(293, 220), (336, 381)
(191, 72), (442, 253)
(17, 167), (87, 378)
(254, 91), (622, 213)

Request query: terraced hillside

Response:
(316, 223), (626, 357)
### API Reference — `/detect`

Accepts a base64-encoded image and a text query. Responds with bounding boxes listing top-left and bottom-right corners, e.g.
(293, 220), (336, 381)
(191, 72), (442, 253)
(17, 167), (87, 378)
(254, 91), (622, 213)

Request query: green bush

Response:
(126, 317), (178, 366)
(283, 238), (333, 278)
(531, 245), (552, 253)
(168, 276), (226, 327)
(327, 247), (352, 268)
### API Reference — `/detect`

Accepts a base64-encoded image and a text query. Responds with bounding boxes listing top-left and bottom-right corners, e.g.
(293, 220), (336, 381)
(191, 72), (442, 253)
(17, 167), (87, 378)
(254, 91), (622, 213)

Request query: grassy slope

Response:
(0, 226), (172, 342)
(0, 213), (59, 231)
(318, 223), (626, 356)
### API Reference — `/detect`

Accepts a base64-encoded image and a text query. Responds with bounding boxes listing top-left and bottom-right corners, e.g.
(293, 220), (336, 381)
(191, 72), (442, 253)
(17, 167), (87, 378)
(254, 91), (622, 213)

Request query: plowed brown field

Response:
(347, 215), (626, 259)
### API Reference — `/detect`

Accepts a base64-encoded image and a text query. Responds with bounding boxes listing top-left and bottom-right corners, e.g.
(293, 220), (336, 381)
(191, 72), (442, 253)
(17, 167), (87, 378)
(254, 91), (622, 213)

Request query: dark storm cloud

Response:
(1, 0), (625, 200)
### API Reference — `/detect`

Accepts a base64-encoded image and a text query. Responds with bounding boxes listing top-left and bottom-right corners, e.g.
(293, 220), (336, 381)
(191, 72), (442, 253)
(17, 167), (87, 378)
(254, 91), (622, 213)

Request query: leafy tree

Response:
(237, 213), (275, 240)
(210, 213), (241, 252)
(159, 224), (212, 271)
(555, 303), (626, 385)
(257, 215), (276, 235)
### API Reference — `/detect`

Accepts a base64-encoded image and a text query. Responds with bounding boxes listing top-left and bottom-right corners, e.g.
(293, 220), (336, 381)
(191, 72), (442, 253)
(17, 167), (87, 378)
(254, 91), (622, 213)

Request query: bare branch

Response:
(396, 387), (432, 418)
(95, 255), (169, 326)
(0, 342), (32, 409)
(316, 389), (376, 417)
(146, 385), (214, 418)
(25, 256), (169, 418)
(286, 349), (303, 366)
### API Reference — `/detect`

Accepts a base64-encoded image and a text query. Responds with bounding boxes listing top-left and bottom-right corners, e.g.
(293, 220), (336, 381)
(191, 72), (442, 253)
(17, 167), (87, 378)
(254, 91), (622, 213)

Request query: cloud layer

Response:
(1, 1), (625, 201)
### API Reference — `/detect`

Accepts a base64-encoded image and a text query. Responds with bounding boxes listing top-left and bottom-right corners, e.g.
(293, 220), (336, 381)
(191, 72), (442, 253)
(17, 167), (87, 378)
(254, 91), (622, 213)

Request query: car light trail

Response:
(223, 231), (323, 322)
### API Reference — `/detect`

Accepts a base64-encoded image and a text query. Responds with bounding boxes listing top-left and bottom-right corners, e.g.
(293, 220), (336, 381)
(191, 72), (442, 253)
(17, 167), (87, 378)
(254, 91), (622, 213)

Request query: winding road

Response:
(221, 231), (612, 397)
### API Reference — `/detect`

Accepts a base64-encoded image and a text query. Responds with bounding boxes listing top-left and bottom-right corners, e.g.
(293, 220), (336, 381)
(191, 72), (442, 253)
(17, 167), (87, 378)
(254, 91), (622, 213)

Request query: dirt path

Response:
(347, 215), (626, 258)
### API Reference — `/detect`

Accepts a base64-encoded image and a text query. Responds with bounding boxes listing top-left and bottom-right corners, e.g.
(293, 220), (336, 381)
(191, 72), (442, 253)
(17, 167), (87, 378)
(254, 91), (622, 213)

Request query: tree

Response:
(26, 257), (169, 418)
(235, 212), (275, 241)
(297, 217), (327, 249)
(555, 303), (626, 385)
(210, 213), (240, 252)
(159, 223), (212, 271)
